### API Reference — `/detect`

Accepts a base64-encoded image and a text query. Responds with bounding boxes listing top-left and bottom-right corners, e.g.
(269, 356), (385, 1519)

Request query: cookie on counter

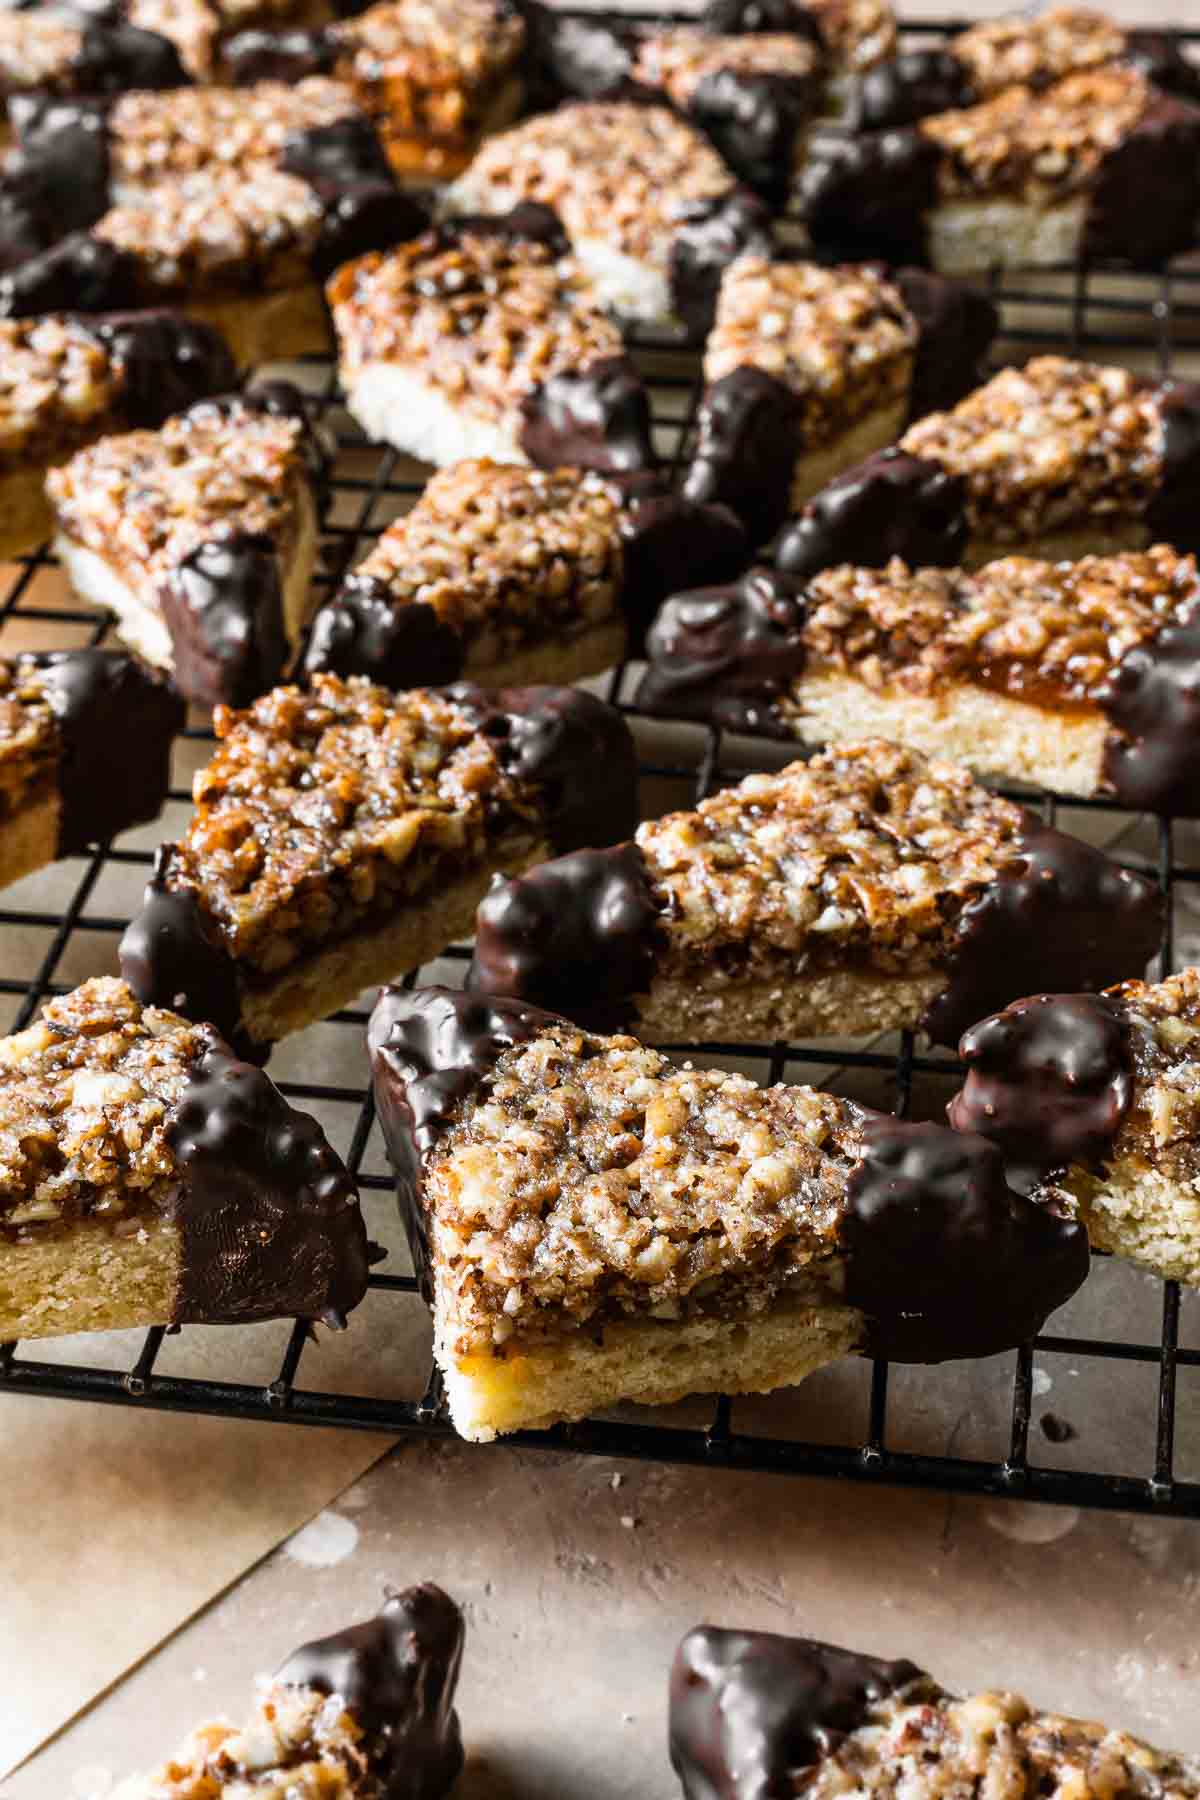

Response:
(682, 255), (996, 543)
(770, 358), (1200, 579)
(302, 459), (745, 690)
(112, 1585), (465, 1800)
(328, 207), (657, 472)
(119, 676), (637, 1053)
(669, 1625), (1200, 1799)
(467, 740), (1161, 1049)
(367, 984), (1088, 1441)
(0, 976), (370, 1340)
(47, 385), (324, 711)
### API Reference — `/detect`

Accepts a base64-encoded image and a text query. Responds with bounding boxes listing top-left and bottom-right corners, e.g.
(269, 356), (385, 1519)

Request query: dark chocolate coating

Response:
(436, 200), (570, 260)
(921, 811), (1163, 1048)
(797, 128), (937, 263)
(23, 649), (183, 855)
(670, 1625), (922, 1799)
(948, 991), (1134, 1193)
(1126, 31), (1200, 105)
(513, 0), (635, 107)
(688, 68), (816, 209)
(635, 565), (806, 734)
(224, 25), (339, 84)
(0, 231), (139, 317)
(119, 846), (245, 1052)
(276, 1585), (465, 1798)
(302, 576), (466, 691)
(1083, 93), (1200, 268)
(890, 267), (998, 422)
(774, 448), (967, 581)
(519, 355), (656, 475)
(160, 532), (288, 710)
(280, 117), (429, 282)
(1144, 379), (1200, 555)
(72, 14), (188, 93)
(842, 1113), (1090, 1360)
(667, 187), (774, 342)
(449, 681), (640, 851)
(5, 94), (111, 243)
(606, 476), (749, 655)
(684, 367), (803, 547)
(467, 842), (661, 1030)
(167, 1028), (370, 1326)
(80, 311), (239, 427)
(1098, 599), (1200, 816)
(849, 47), (974, 132)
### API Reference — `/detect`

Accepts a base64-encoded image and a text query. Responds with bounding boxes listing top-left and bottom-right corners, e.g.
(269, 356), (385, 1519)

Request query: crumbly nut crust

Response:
(635, 740), (1023, 986)
(454, 103), (732, 267)
(0, 12), (82, 96)
(428, 1020), (863, 1355)
(920, 65), (1150, 203)
(329, 231), (622, 424)
(339, 0), (524, 86)
(0, 977), (205, 1239)
(356, 459), (624, 650)
(797, 545), (1196, 710)
(900, 357), (1164, 542)
(169, 675), (543, 977)
(953, 5), (1130, 100)
(705, 257), (917, 441)
(109, 78), (358, 190)
(0, 317), (122, 472)
(0, 660), (59, 827)
(1080, 968), (1200, 1187)
(632, 29), (821, 110)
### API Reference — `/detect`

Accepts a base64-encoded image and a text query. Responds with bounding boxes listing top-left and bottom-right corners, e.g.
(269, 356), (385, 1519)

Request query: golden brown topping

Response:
(953, 5), (1129, 100)
(452, 103), (732, 265)
(338, 0), (525, 84)
(900, 357), (1163, 541)
(0, 316), (122, 470)
(1099, 967), (1200, 1185)
(127, 0), (220, 80)
(921, 65), (1150, 202)
(108, 78), (358, 191)
(808, 0), (896, 73)
(0, 660), (59, 824)
(632, 29), (820, 110)
(0, 12), (82, 95)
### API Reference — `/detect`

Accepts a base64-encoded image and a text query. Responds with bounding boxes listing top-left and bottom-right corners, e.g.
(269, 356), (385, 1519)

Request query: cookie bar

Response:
(443, 102), (772, 336)
(468, 740), (1161, 1049)
(669, 1625), (1200, 1800)
(772, 358), (1200, 580)
(119, 676), (637, 1052)
(950, 969), (1200, 1288)
(113, 1585), (464, 1800)
(125, 0), (351, 84)
(683, 255), (996, 543)
(0, 649), (182, 890)
(0, 307), (235, 559)
(0, 976), (370, 1340)
(302, 459), (746, 690)
(368, 985), (1087, 1440)
(801, 65), (1200, 273)
(47, 385), (323, 711)
(853, 5), (1200, 132)
(328, 208), (657, 473)
(0, 7), (186, 117)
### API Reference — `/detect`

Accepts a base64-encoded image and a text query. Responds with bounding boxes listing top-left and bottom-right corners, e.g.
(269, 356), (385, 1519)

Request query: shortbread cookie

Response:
(443, 101), (772, 336)
(302, 459), (746, 689)
(0, 7), (186, 115)
(0, 649), (182, 889)
(683, 255), (996, 542)
(124, 0), (350, 84)
(639, 547), (1200, 816)
(329, 207), (657, 472)
(468, 740), (1161, 1048)
(368, 985), (1087, 1440)
(950, 969), (1200, 1288)
(669, 1626), (1200, 1800)
(48, 385), (323, 710)
(801, 65), (1200, 273)
(0, 307), (235, 558)
(772, 358), (1200, 579)
(119, 676), (637, 1052)
(0, 976), (370, 1340)
(113, 1585), (465, 1800)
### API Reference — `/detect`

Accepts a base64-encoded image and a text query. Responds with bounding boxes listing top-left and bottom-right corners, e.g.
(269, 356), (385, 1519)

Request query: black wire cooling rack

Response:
(5, 22), (1200, 1517)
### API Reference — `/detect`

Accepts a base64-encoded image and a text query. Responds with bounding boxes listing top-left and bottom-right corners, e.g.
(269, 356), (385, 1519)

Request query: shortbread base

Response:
(441, 1294), (865, 1441)
(1072, 1163), (1200, 1288)
(183, 283), (331, 372)
(634, 962), (946, 1045)
(0, 1212), (179, 1340)
(342, 363), (526, 467)
(791, 397), (909, 513)
(462, 617), (626, 689)
(0, 791), (61, 892)
(927, 198), (1086, 275)
(239, 835), (552, 1045)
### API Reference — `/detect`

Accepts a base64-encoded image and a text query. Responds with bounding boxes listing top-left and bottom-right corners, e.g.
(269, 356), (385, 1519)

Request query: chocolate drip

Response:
(775, 449), (967, 581)
(670, 1626), (922, 1799)
(688, 68), (816, 209)
(280, 117), (429, 281)
(948, 992), (1134, 1193)
(1083, 94), (1200, 267)
(797, 129), (936, 263)
(1144, 379), (1200, 553)
(119, 847), (245, 1052)
(468, 843), (660, 1030)
(25, 649), (183, 855)
(449, 681), (639, 850)
(667, 188), (774, 342)
(276, 1586), (465, 1798)
(514, 0), (635, 107)
(73, 15), (188, 93)
(437, 201), (570, 260)
(302, 576), (465, 690)
(700, 0), (823, 47)
(890, 268), (998, 422)
(80, 312), (238, 427)
(167, 1029), (370, 1325)
(635, 565), (806, 734)
(5, 94), (111, 243)
(1098, 600), (1200, 815)
(604, 475), (748, 654)
(224, 26), (339, 84)
(160, 533), (288, 709)
(0, 232), (138, 317)
(849, 48), (974, 132)
(683, 367), (803, 545)
(1125, 31), (1200, 105)
(842, 1113), (1089, 1360)
(519, 355), (656, 475)
(921, 811), (1163, 1048)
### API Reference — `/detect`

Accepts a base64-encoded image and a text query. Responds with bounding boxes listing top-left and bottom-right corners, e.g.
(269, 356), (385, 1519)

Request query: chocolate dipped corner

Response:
(667, 186), (774, 342)
(119, 846), (245, 1053)
(635, 565), (807, 733)
(519, 354), (657, 475)
(774, 447), (968, 580)
(302, 575), (466, 692)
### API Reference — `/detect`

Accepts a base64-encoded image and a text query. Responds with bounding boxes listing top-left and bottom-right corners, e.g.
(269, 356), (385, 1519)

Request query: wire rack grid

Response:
(4, 27), (1200, 1515)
